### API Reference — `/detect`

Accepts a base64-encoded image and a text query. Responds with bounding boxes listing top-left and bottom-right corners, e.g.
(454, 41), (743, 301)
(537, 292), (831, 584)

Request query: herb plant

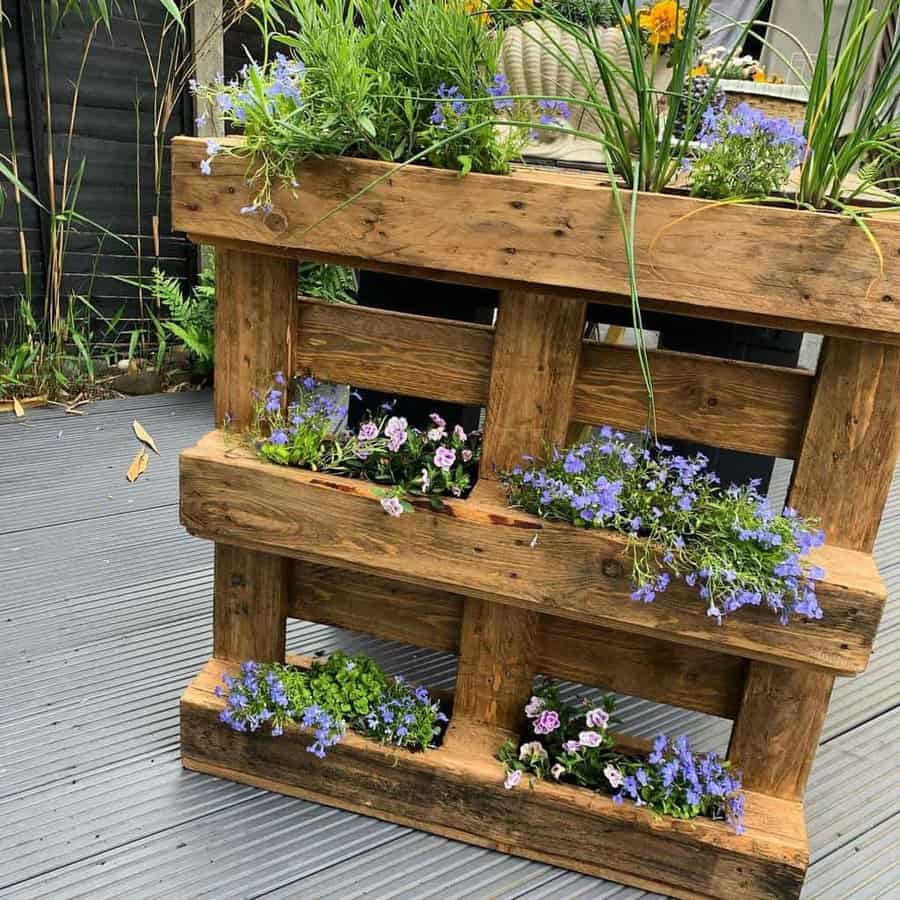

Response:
(217, 653), (448, 756)
(498, 681), (745, 833)
(502, 428), (826, 623)
(685, 102), (806, 200)
(249, 375), (482, 515)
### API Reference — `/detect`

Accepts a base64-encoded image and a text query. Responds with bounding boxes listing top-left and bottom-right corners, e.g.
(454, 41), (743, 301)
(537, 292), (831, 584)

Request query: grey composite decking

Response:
(0, 391), (897, 899)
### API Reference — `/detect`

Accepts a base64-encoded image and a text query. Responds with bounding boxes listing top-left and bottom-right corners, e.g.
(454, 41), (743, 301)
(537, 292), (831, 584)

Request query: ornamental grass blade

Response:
(13, 397), (25, 418)
(132, 419), (159, 454)
(126, 448), (149, 483)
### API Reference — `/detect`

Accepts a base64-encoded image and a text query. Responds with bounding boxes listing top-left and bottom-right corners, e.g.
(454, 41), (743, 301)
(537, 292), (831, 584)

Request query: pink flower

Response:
(524, 696), (544, 719)
(585, 708), (609, 730)
(504, 769), (522, 790)
(578, 730), (602, 748)
(604, 763), (624, 788)
(453, 424), (467, 442)
(534, 710), (560, 735)
(429, 412), (446, 428)
(380, 496), (404, 517)
(358, 422), (378, 441)
(385, 416), (408, 452)
(562, 740), (580, 753)
(434, 446), (456, 471)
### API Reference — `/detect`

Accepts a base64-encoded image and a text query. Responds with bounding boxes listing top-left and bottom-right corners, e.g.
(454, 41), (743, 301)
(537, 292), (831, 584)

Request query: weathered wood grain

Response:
(214, 248), (297, 430)
(209, 249), (296, 664)
(292, 298), (814, 458)
(295, 299), (494, 407)
(180, 432), (886, 676)
(172, 137), (900, 344)
(728, 666), (833, 800)
(449, 292), (587, 743)
(574, 342), (813, 458)
(729, 337), (899, 800)
(788, 339), (900, 553)
(182, 658), (809, 900)
(289, 562), (747, 718)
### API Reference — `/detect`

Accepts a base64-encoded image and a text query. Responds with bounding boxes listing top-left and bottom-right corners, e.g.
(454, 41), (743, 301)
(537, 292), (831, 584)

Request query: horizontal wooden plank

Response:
(294, 298), (813, 458)
(181, 432), (886, 675)
(183, 659), (809, 900)
(290, 562), (746, 718)
(574, 343), (813, 459)
(295, 298), (494, 407)
(172, 136), (900, 344)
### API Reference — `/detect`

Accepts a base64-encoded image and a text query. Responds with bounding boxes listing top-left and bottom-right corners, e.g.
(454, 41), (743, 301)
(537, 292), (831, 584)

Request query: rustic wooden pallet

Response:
(183, 657), (809, 900)
(172, 135), (900, 898)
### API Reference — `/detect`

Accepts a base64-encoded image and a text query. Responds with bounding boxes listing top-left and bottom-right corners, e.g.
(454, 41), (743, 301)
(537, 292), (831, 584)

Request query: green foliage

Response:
(297, 262), (357, 304)
(546, 0), (617, 27)
(198, 0), (522, 209)
(146, 266), (216, 374)
(798, 0), (900, 209)
(251, 376), (482, 513)
(218, 653), (448, 753)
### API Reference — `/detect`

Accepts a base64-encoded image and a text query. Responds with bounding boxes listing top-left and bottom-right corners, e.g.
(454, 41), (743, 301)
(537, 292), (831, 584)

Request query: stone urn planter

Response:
(499, 20), (669, 163)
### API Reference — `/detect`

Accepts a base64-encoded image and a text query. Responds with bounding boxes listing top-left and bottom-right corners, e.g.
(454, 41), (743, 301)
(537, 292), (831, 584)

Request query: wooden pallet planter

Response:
(172, 136), (899, 899)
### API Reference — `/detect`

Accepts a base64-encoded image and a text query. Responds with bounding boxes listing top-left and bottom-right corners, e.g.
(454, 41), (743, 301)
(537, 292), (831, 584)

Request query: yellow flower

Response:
(463, 0), (490, 25)
(643, 1), (686, 48)
(752, 69), (767, 82)
(691, 64), (708, 77)
(512, 0), (534, 8)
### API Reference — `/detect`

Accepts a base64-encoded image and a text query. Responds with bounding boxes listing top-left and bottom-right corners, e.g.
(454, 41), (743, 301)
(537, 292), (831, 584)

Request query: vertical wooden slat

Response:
(211, 247), (297, 664)
(446, 292), (587, 748)
(729, 338), (900, 800)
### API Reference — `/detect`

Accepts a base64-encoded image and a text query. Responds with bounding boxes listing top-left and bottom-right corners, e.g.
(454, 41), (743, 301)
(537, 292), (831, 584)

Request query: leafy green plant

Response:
(217, 652), (448, 754)
(498, 682), (745, 832)
(250, 375), (482, 514)
(143, 266), (216, 374)
(297, 262), (357, 304)
(798, 0), (899, 210)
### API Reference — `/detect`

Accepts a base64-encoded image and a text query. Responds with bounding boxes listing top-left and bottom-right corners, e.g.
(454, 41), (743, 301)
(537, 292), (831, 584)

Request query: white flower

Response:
(518, 741), (548, 763)
(578, 730), (602, 748)
(550, 763), (565, 780)
(453, 424), (467, 442)
(420, 468), (430, 492)
(604, 764), (624, 789)
(504, 769), (522, 790)
(380, 496), (404, 517)
(585, 707), (609, 730)
(524, 696), (544, 719)
(427, 426), (446, 442)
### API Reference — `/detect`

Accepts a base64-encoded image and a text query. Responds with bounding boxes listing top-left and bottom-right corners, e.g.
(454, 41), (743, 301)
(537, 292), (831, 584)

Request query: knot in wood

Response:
(264, 211), (288, 234)
(601, 558), (624, 579)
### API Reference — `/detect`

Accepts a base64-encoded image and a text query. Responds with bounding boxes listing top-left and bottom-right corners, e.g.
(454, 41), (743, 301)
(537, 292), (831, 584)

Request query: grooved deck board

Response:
(1, 392), (896, 899)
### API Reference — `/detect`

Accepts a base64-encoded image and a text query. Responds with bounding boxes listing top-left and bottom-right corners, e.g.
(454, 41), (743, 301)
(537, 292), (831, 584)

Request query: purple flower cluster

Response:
(503, 427), (827, 625)
(429, 83), (469, 127)
(689, 102), (807, 199)
(300, 704), (344, 758)
(609, 734), (745, 834)
(486, 72), (514, 111)
(217, 661), (290, 736)
(360, 678), (448, 749)
(537, 98), (571, 126)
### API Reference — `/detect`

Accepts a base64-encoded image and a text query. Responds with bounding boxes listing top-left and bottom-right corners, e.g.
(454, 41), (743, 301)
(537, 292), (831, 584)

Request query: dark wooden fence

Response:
(0, 2), (265, 336)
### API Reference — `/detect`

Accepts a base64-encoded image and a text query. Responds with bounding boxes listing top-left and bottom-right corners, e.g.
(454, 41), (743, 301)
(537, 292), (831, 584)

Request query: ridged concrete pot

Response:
(499, 21), (666, 163)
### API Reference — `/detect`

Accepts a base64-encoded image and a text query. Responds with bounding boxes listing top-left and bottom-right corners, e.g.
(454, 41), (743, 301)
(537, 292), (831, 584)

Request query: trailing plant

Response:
(217, 652), (448, 755)
(685, 102), (806, 200)
(249, 375), (482, 515)
(499, 682), (745, 833)
(501, 428), (826, 624)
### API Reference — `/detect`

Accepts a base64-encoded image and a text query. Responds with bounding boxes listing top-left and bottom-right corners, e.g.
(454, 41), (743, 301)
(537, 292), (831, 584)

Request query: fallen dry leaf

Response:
(13, 397), (25, 418)
(126, 448), (149, 483)
(132, 419), (160, 454)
